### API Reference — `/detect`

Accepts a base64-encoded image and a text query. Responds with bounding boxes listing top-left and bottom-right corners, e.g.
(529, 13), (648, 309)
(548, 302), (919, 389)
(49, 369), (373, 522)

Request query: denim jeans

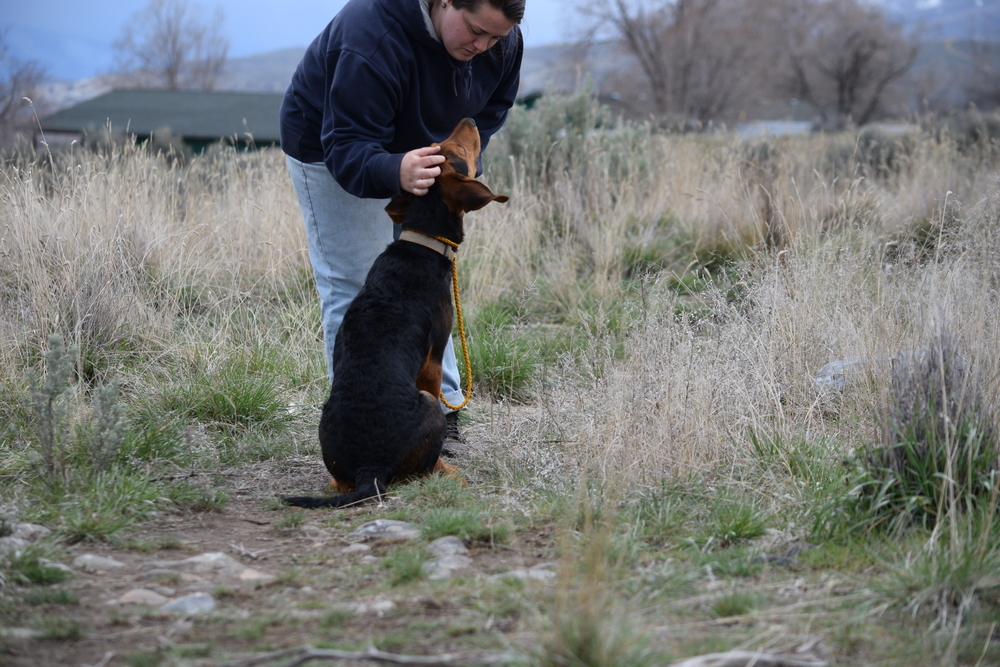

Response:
(285, 155), (463, 409)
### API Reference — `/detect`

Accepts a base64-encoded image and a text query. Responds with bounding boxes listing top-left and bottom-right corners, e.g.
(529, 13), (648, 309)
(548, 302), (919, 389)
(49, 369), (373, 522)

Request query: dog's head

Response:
(385, 118), (508, 226)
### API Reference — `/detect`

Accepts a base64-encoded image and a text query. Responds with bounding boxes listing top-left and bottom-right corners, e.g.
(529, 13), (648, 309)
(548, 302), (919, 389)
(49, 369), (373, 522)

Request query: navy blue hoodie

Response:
(279, 0), (522, 199)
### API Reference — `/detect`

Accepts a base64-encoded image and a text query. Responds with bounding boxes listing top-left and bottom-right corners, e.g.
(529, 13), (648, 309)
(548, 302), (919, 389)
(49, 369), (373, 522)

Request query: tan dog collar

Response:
(399, 229), (457, 260)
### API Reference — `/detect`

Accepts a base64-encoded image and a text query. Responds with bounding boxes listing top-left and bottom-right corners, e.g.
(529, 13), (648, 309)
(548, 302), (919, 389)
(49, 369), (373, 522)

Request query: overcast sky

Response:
(4, 0), (574, 81)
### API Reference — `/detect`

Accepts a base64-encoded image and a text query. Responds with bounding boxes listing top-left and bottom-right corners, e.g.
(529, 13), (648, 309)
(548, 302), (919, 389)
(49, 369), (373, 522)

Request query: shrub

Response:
(925, 111), (1000, 159)
(27, 335), (126, 489)
(485, 81), (652, 194)
(855, 330), (998, 531)
(855, 128), (916, 180)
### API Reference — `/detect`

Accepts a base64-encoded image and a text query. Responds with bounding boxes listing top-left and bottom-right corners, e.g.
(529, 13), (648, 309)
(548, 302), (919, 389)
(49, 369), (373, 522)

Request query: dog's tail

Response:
(281, 469), (388, 509)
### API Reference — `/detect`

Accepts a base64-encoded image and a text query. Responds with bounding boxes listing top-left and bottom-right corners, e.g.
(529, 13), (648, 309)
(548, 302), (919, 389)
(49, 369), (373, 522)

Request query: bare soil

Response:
(1, 457), (559, 667)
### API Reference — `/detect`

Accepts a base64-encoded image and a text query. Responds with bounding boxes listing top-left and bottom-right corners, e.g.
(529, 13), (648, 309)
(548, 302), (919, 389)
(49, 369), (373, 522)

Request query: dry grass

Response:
(1, 140), (307, 386)
(467, 124), (1000, 488)
(3, 115), (1000, 665)
(3, 126), (999, 479)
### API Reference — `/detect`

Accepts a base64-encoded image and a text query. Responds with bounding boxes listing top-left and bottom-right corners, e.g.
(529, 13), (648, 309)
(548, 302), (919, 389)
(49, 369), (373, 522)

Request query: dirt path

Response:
(1, 458), (557, 666)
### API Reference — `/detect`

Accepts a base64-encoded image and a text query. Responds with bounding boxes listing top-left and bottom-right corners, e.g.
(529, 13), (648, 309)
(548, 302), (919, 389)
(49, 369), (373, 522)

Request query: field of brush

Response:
(2, 92), (1000, 666)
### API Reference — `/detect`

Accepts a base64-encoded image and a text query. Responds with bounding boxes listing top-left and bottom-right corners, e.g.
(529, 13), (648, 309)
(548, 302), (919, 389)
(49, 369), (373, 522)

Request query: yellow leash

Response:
(402, 229), (473, 410)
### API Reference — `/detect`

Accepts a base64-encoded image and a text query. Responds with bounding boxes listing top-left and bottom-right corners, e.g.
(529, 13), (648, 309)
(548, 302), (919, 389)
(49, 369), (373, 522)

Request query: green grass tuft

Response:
(420, 508), (509, 545)
(384, 547), (428, 586)
(710, 590), (761, 618)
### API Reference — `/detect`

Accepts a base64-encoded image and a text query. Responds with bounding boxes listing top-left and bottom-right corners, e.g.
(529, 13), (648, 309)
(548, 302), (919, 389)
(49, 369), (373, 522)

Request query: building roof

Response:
(40, 89), (283, 144)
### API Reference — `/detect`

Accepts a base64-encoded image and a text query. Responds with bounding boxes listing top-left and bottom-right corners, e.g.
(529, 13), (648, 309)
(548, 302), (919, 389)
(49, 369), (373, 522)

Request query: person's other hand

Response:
(400, 146), (446, 196)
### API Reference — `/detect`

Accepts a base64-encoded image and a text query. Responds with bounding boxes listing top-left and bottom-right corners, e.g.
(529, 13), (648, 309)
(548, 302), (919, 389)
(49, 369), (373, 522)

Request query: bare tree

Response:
(577, 0), (785, 122)
(112, 0), (229, 91)
(0, 32), (47, 145)
(778, 0), (918, 128)
(579, 0), (672, 113)
(966, 39), (1000, 110)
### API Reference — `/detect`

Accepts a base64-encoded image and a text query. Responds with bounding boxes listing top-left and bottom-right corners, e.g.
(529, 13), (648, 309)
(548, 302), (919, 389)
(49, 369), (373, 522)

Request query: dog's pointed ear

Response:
(442, 173), (508, 213)
(385, 194), (412, 225)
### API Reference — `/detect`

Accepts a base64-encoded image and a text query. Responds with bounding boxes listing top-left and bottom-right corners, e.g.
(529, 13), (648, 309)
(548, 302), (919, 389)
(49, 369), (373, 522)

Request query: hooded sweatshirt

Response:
(279, 0), (522, 199)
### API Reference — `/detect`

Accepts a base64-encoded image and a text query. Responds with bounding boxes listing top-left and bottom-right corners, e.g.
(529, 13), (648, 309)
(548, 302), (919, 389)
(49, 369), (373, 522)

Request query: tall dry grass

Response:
(468, 108), (1000, 488)
(2, 112), (999, 496)
(1, 141), (308, 387)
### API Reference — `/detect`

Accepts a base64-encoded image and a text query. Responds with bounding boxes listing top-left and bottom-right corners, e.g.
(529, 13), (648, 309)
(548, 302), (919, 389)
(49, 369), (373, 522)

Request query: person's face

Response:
(435, 1), (516, 61)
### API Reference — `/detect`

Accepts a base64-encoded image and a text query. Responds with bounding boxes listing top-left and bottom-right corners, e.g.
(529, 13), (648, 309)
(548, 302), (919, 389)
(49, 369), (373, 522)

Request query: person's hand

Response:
(399, 146), (446, 196)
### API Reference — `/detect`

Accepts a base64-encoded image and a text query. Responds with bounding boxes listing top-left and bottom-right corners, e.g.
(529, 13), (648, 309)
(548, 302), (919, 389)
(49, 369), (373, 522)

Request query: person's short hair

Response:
(452, 0), (525, 24)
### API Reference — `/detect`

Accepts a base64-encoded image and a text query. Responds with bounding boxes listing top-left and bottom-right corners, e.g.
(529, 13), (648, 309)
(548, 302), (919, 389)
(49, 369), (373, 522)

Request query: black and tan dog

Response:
(283, 118), (507, 509)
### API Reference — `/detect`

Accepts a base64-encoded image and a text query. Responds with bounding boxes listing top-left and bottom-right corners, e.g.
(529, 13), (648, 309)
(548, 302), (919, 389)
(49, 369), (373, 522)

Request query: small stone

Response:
(140, 568), (203, 584)
(38, 559), (75, 575)
(352, 598), (396, 615)
(0, 627), (42, 640)
(353, 519), (422, 541)
(301, 524), (329, 539)
(238, 567), (277, 584)
(72, 554), (126, 572)
(143, 552), (243, 575)
(360, 555), (380, 565)
(341, 543), (371, 555)
(160, 592), (216, 615)
(119, 588), (169, 605)
(147, 585), (176, 597)
(12, 523), (51, 542)
(0, 537), (28, 557)
(494, 563), (558, 583)
(427, 536), (469, 556)
(423, 554), (475, 580)
(183, 552), (242, 570)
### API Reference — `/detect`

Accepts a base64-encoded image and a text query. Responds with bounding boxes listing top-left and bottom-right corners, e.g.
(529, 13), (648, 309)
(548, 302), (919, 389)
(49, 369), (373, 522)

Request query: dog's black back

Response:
(283, 188), (456, 508)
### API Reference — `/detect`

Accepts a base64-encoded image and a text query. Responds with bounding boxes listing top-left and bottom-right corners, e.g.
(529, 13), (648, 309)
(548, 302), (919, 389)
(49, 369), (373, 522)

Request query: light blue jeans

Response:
(285, 155), (463, 409)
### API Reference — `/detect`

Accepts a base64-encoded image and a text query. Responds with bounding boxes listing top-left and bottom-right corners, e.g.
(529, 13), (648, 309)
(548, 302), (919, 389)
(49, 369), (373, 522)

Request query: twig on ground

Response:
(230, 543), (268, 560)
(240, 518), (271, 526)
(149, 471), (245, 483)
(217, 644), (520, 667)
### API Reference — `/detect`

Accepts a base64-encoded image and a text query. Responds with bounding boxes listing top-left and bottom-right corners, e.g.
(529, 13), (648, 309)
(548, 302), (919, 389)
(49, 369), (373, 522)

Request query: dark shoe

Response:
(442, 411), (466, 457)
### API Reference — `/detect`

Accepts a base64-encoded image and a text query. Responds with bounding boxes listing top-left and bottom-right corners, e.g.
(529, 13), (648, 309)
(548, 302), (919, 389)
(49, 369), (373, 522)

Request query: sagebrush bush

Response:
(27, 334), (126, 489)
(485, 80), (653, 194)
(924, 110), (1000, 159)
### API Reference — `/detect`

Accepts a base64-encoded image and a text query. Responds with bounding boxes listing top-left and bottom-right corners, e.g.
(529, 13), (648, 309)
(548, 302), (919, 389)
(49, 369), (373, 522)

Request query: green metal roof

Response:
(40, 89), (283, 143)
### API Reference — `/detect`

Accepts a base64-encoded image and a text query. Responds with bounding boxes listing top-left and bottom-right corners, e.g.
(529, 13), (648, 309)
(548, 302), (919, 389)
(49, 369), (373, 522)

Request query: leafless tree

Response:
(0, 32), (47, 145)
(966, 39), (1000, 110)
(112, 0), (229, 91)
(778, 0), (918, 128)
(579, 0), (767, 121)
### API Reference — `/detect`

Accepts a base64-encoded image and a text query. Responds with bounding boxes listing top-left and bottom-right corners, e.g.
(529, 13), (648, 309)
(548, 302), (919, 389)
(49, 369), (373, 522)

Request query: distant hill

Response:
(37, 42), (588, 112)
(215, 43), (610, 97)
(884, 0), (1000, 39)
(215, 48), (306, 93)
